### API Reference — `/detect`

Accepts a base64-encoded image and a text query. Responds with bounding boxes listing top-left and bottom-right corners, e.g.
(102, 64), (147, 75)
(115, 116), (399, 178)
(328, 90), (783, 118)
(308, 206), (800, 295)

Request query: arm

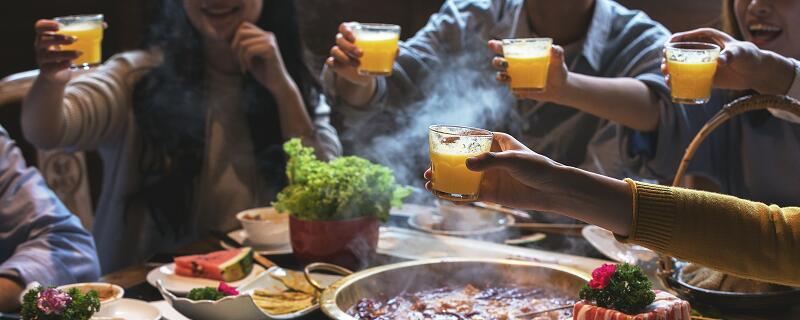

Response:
(0, 128), (100, 307)
(427, 132), (800, 287)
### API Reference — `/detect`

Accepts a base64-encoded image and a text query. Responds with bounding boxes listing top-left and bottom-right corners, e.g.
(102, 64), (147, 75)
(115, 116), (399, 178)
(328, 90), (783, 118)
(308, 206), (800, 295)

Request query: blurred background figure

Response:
(20, 0), (341, 273)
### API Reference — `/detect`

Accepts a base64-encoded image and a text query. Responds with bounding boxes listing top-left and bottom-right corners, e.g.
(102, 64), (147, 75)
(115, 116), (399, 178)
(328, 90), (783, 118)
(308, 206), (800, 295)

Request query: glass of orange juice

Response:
(54, 14), (104, 69)
(429, 125), (493, 202)
(666, 42), (720, 104)
(351, 23), (401, 76)
(502, 38), (553, 93)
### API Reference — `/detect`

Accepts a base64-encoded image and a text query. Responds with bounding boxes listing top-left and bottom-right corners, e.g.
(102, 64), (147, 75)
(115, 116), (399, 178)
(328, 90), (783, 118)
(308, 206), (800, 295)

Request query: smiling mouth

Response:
(201, 5), (240, 17)
(748, 23), (783, 45)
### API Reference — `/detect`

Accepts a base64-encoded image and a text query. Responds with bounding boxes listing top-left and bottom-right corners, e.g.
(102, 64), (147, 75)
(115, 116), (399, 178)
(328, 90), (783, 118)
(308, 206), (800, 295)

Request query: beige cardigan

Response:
(56, 50), (341, 272)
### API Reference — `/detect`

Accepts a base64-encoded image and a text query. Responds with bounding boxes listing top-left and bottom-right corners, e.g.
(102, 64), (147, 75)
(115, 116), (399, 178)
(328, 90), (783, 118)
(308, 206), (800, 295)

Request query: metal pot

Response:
(304, 257), (590, 319)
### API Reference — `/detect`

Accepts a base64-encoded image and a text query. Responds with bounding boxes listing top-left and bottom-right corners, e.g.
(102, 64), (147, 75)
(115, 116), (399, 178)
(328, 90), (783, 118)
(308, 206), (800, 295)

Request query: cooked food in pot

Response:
(348, 284), (574, 319)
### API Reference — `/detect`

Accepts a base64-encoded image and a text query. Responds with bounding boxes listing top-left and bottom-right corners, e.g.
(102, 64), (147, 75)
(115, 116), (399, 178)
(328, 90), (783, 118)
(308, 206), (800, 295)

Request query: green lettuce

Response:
(274, 139), (411, 221)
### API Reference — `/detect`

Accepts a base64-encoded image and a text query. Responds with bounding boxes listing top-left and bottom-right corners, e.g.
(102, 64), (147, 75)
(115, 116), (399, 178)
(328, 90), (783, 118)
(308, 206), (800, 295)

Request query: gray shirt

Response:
(0, 126), (100, 286)
(324, 0), (670, 179)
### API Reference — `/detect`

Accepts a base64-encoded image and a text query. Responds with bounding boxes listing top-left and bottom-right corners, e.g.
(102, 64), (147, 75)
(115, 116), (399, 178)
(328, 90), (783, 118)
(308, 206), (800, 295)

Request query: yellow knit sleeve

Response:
(625, 181), (800, 287)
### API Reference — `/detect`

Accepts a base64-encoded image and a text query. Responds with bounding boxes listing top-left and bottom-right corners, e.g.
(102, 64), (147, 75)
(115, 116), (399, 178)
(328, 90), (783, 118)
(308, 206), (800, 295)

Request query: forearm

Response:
(272, 77), (316, 140)
(626, 182), (800, 286)
(21, 77), (68, 148)
(557, 74), (661, 132)
(335, 75), (377, 108)
(0, 277), (23, 312)
(545, 164), (633, 236)
(752, 50), (795, 96)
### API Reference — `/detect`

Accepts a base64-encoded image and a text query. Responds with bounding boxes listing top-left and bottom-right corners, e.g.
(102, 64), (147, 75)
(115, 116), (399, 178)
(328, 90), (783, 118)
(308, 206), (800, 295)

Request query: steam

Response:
(340, 51), (514, 191)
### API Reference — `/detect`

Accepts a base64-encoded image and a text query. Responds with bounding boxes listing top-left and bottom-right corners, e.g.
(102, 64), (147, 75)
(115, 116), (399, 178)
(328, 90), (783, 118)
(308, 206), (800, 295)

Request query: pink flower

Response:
(218, 282), (239, 296)
(36, 288), (72, 315)
(589, 264), (617, 289)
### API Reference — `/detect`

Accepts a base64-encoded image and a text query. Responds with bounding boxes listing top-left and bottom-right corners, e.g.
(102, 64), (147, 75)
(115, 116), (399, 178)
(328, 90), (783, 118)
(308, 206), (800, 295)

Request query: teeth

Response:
(749, 24), (782, 32)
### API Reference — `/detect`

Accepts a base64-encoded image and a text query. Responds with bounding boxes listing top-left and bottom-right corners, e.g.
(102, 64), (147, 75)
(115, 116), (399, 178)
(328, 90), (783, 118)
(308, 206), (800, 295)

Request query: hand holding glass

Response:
(351, 23), (400, 76)
(428, 125), (493, 202)
(54, 14), (104, 68)
(502, 38), (552, 93)
(666, 42), (720, 104)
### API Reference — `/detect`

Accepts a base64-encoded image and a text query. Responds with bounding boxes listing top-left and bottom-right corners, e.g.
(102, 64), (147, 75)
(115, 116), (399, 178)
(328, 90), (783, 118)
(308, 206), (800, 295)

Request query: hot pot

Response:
(304, 257), (591, 319)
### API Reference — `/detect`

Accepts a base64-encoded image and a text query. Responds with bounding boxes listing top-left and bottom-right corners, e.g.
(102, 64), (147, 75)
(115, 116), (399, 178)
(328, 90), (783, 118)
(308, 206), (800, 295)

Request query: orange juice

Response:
(668, 61), (717, 103)
(665, 42), (720, 104)
(355, 32), (399, 76)
(428, 125), (493, 202)
(430, 150), (484, 198)
(506, 55), (550, 91)
(55, 15), (104, 67)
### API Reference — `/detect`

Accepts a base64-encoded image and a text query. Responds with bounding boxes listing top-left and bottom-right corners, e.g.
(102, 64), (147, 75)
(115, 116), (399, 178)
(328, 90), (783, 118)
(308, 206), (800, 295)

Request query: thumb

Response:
(466, 151), (524, 172)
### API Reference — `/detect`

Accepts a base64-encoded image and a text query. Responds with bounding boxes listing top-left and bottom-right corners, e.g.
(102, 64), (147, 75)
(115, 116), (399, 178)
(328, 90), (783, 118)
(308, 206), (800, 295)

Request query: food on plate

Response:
(269, 269), (315, 295)
(174, 247), (254, 282)
(348, 284), (575, 319)
(252, 290), (316, 315)
(21, 286), (101, 320)
(187, 282), (240, 301)
(575, 263), (690, 320)
(251, 269), (318, 315)
(57, 283), (122, 303)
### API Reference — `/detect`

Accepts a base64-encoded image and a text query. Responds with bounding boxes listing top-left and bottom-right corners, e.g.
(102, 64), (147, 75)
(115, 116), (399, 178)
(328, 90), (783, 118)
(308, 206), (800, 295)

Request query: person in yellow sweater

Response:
(424, 132), (799, 287)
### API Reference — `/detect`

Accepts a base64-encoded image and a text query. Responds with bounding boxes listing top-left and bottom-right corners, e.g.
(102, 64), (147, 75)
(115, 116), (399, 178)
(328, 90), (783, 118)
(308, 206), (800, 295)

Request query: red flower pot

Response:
(289, 215), (379, 270)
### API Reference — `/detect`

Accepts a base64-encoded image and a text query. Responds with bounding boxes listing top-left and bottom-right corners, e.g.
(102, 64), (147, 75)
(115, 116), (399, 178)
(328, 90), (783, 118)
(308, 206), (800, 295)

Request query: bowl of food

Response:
(57, 282), (124, 304)
(236, 207), (290, 247)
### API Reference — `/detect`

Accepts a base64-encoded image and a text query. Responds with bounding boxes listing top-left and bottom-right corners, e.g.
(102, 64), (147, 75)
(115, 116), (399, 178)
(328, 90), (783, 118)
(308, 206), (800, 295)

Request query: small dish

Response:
(220, 229), (293, 255)
(236, 207), (290, 247)
(93, 298), (161, 320)
(408, 203), (513, 237)
(58, 282), (124, 304)
(581, 225), (658, 264)
(157, 267), (341, 320)
(146, 263), (266, 295)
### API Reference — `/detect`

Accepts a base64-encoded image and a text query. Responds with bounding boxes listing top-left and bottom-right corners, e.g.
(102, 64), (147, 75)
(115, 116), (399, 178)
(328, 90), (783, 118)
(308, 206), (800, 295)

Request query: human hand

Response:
(0, 277), (23, 312)
(488, 40), (570, 102)
(662, 28), (795, 95)
(232, 22), (294, 93)
(34, 19), (80, 83)
(325, 22), (378, 87)
(425, 132), (566, 211)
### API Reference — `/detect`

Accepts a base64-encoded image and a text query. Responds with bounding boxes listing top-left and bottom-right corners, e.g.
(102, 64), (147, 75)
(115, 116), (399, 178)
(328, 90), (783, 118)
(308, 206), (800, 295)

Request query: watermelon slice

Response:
(174, 247), (254, 282)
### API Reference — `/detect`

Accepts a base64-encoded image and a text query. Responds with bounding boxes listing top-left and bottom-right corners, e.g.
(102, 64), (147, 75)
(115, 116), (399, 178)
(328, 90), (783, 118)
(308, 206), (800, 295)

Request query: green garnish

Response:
(187, 287), (224, 301)
(579, 263), (655, 315)
(21, 287), (100, 320)
(274, 138), (411, 221)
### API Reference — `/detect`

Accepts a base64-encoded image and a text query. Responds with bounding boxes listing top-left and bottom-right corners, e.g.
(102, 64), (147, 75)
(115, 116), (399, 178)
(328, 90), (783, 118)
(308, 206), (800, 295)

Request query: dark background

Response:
(0, 0), (722, 78)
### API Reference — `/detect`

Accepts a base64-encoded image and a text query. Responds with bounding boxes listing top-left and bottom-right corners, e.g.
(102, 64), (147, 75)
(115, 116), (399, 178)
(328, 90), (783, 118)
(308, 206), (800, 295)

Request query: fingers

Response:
(466, 150), (527, 172)
(423, 168), (432, 180)
(329, 46), (359, 68)
(496, 72), (510, 83)
(336, 33), (361, 57)
(488, 39), (503, 55)
(550, 45), (565, 65)
(36, 33), (76, 48)
(338, 22), (357, 42)
(493, 132), (529, 151)
(38, 50), (81, 64)
(670, 28), (733, 48)
(491, 57), (507, 71)
(35, 19), (59, 33)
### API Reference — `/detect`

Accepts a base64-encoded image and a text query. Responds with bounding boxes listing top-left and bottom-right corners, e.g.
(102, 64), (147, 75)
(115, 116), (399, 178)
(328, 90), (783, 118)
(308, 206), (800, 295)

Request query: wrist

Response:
(269, 74), (299, 96)
(755, 51), (795, 95)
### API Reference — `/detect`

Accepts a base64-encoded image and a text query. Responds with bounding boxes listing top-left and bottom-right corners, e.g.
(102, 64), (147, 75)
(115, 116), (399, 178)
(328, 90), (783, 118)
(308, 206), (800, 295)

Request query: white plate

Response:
(146, 263), (266, 295)
(150, 300), (189, 320)
(581, 225), (659, 264)
(220, 229), (293, 255)
(93, 298), (161, 320)
(157, 268), (342, 320)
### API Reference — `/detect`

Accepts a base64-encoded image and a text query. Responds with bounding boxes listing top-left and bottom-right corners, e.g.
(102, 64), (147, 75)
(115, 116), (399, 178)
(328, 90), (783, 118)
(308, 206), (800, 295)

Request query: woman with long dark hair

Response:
(24, 0), (341, 272)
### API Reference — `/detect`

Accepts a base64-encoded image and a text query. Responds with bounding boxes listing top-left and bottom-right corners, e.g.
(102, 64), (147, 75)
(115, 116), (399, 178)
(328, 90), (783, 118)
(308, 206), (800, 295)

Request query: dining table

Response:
(4, 205), (796, 320)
